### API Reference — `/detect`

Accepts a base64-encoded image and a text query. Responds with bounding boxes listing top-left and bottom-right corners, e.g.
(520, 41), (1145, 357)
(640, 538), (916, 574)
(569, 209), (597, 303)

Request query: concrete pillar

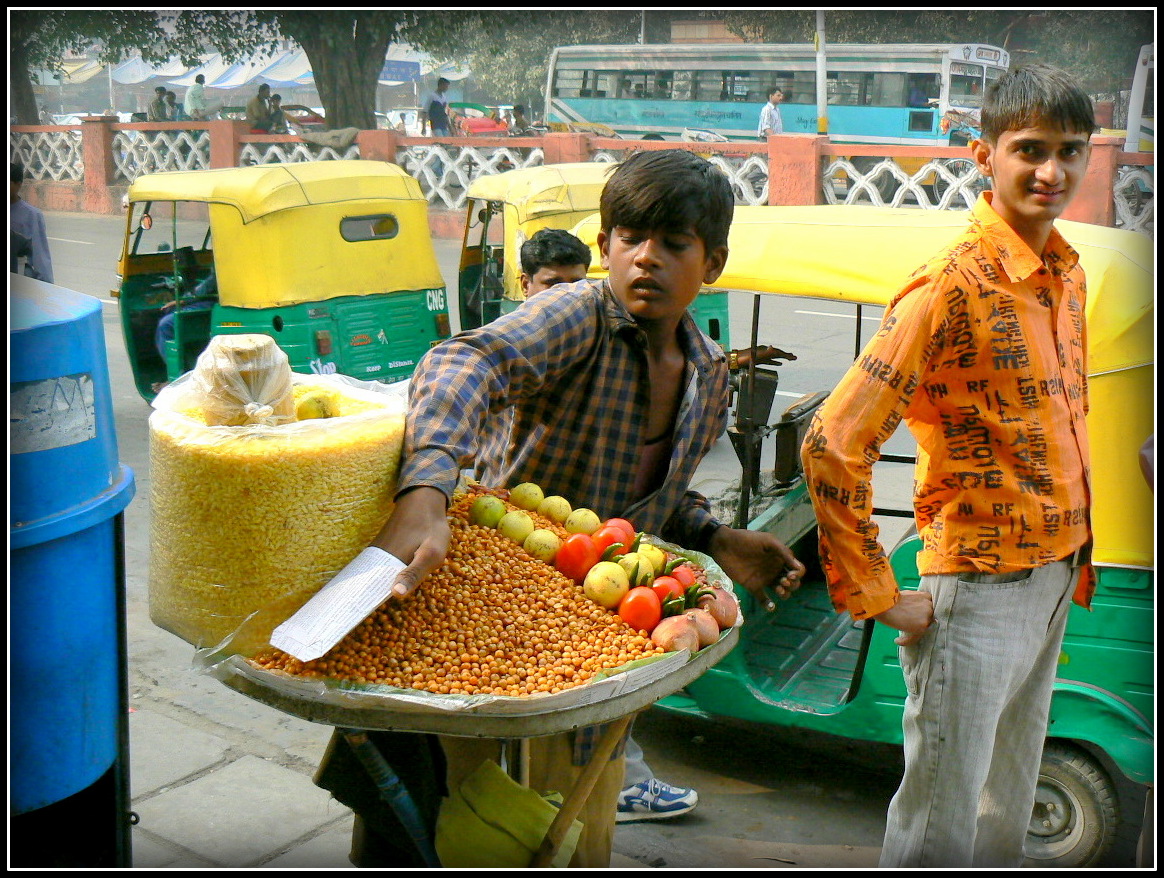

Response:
(356, 129), (400, 164)
(80, 117), (117, 214)
(767, 134), (827, 206)
(542, 133), (591, 165)
(207, 120), (247, 169)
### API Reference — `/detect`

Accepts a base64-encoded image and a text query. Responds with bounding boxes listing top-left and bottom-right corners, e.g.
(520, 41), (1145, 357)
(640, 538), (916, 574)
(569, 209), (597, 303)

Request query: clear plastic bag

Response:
(148, 367), (407, 647)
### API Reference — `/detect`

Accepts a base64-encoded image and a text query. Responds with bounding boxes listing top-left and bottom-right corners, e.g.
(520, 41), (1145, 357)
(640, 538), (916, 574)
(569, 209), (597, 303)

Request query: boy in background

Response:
(802, 64), (1097, 867)
(316, 150), (805, 866)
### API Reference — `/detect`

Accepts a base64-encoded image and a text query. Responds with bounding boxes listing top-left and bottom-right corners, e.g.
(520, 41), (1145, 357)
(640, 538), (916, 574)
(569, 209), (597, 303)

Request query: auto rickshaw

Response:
(574, 205), (1154, 867)
(456, 162), (731, 351)
(115, 160), (451, 401)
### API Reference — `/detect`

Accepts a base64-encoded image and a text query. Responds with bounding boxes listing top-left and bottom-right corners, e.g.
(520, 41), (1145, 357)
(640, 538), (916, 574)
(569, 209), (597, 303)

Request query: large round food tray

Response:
(218, 624), (738, 738)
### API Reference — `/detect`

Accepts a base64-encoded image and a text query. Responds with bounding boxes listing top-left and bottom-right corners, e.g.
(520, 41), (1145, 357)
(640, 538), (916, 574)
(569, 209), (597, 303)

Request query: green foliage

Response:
(723, 10), (1153, 93)
(403, 11), (642, 112)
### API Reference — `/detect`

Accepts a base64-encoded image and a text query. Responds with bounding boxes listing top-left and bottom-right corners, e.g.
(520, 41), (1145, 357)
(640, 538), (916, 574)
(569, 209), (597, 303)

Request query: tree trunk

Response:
(11, 40), (42, 125)
(278, 13), (395, 131)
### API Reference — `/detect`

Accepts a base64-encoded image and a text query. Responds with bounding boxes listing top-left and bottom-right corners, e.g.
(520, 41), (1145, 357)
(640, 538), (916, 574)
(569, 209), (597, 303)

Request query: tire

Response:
(931, 158), (987, 205)
(1024, 742), (1119, 867)
(850, 156), (898, 202)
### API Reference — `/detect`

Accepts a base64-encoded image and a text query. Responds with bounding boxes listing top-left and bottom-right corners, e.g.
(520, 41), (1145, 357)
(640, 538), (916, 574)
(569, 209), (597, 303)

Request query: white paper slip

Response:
(271, 547), (407, 662)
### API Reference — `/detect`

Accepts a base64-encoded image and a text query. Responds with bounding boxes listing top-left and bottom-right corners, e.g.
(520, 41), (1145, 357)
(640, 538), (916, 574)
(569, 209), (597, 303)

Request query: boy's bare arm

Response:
(370, 486), (451, 598)
(707, 526), (806, 612)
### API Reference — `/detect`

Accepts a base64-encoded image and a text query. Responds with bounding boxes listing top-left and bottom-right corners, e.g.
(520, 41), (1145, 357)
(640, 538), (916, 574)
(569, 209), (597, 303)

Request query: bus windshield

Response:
(546, 42), (1009, 144)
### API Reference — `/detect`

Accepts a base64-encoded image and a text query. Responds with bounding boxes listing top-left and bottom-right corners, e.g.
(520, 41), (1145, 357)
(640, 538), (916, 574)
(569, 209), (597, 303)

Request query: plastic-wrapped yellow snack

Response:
(148, 369), (406, 647)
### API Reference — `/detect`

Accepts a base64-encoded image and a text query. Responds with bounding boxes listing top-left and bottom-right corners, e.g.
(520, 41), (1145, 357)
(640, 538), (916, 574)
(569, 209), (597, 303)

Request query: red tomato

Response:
(602, 518), (637, 545)
(669, 563), (697, 588)
(555, 533), (599, 582)
(650, 575), (684, 603)
(618, 586), (662, 633)
(592, 525), (630, 558)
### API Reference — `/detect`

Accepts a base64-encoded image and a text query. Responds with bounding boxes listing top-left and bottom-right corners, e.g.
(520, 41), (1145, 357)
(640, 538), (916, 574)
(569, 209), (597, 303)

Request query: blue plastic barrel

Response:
(10, 275), (135, 816)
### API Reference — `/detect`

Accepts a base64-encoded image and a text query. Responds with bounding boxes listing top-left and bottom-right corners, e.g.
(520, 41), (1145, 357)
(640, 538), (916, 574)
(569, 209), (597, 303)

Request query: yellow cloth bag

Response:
(435, 759), (582, 868)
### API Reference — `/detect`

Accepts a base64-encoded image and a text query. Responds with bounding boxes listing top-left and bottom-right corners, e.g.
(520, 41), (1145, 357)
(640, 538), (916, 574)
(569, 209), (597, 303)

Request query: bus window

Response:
(672, 70), (695, 101)
(950, 62), (985, 107)
(553, 69), (584, 99)
(785, 71), (816, 104)
(871, 72), (907, 107)
(908, 74), (939, 107)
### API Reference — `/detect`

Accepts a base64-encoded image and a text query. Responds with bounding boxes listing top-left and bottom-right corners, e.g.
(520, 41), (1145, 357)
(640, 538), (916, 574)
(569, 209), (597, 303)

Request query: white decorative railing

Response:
(823, 156), (987, 210)
(589, 148), (770, 206)
(6, 127), (1152, 237)
(111, 129), (212, 182)
(238, 141), (360, 167)
(1114, 164), (1154, 235)
(397, 143), (545, 209)
(9, 130), (84, 182)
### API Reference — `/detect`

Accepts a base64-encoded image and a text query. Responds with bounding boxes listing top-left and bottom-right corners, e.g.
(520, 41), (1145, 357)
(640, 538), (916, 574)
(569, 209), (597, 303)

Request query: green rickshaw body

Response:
(117, 161), (450, 400)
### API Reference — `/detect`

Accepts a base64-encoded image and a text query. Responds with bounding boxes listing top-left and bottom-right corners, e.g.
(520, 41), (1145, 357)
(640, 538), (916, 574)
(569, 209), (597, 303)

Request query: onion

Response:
(650, 615), (700, 654)
(697, 586), (739, 630)
(683, 608), (721, 647)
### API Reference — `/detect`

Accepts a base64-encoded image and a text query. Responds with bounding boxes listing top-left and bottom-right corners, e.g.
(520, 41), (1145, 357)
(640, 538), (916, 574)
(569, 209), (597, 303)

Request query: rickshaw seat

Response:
(772, 391), (830, 486)
(163, 307), (213, 374)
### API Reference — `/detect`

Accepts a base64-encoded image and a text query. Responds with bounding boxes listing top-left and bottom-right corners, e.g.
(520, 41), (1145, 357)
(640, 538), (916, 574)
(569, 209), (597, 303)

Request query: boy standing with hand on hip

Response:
(802, 64), (1097, 867)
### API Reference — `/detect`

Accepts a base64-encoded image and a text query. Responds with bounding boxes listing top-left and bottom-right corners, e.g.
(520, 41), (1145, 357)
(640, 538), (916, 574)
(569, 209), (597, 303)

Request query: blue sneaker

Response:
(616, 778), (698, 823)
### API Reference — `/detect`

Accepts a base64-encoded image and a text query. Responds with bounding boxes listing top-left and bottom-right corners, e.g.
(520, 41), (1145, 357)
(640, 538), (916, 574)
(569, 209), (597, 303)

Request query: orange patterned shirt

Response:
(802, 194), (1093, 620)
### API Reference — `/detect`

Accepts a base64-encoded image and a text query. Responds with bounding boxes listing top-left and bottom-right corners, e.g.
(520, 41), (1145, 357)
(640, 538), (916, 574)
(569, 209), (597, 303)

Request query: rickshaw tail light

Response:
(435, 312), (451, 338)
(315, 330), (333, 356)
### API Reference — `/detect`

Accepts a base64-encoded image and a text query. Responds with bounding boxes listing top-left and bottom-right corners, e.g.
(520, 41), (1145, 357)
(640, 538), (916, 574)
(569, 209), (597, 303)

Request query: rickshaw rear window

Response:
(341, 214), (400, 242)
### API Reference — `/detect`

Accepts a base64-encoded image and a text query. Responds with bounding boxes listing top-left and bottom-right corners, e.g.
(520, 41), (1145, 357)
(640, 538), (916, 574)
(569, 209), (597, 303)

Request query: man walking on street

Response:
(802, 63), (1097, 867)
(758, 87), (784, 139)
(184, 74), (209, 120)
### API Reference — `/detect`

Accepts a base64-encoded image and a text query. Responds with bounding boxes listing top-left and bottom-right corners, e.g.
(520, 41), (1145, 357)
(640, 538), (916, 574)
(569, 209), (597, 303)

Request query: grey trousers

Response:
(879, 560), (1077, 867)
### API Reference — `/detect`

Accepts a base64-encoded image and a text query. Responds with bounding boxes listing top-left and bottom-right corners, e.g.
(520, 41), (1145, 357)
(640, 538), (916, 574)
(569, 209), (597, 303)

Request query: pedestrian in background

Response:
(184, 74), (209, 120)
(758, 87), (784, 139)
(11, 161), (54, 283)
(421, 77), (452, 137)
(147, 86), (169, 122)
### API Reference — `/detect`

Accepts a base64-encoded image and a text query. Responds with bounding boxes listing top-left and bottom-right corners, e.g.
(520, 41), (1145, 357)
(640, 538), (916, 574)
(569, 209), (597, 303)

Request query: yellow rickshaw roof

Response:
(466, 162), (614, 224)
(573, 205), (1152, 373)
(127, 161), (425, 224)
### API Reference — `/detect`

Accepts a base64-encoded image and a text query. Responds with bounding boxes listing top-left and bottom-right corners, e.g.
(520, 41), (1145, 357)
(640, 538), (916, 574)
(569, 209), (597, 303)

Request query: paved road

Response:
(21, 210), (1142, 868)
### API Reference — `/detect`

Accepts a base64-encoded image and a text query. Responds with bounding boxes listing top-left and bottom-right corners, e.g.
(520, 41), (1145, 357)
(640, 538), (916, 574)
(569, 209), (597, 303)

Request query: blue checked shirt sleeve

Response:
(397, 285), (602, 499)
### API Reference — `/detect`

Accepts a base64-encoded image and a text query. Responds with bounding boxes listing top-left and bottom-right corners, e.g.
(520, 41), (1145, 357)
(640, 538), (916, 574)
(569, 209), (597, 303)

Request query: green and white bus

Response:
(544, 42), (1010, 144)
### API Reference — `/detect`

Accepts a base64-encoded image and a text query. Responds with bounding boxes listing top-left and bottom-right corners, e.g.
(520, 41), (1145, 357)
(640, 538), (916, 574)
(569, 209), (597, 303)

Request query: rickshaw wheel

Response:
(1024, 741), (1118, 867)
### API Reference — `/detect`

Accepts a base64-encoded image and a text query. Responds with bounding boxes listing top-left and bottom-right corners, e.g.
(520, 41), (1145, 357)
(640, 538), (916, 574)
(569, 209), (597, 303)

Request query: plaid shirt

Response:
(803, 193), (1094, 619)
(399, 278), (729, 551)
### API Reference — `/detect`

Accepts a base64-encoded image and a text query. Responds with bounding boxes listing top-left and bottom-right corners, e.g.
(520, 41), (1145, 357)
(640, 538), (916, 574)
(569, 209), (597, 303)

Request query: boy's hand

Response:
(370, 486), (450, 598)
(707, 526), (806, 612)
(874, 591), (935, 646)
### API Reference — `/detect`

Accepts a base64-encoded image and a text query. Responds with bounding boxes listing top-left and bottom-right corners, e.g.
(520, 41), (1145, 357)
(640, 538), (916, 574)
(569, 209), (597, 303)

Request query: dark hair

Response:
(12, 161), (26, 185)
(513, 104), (525, 115)
(437, 77), (450, 87)
(769, 87), (784, 99)
(155, 86), (167, 95)
(271, 94), (282, 102)
(981, 63), (1095, 143)
(195, 74), (205, 84)
(259, 83), (270, 93)
(520, 228), (592, 276)
(600, 149), (734, 252)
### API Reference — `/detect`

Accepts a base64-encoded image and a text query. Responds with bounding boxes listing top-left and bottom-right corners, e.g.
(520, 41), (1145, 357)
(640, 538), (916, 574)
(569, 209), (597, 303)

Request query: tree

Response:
(404, 11), (642, 117)
(721, 10), (1153, 94)
(10, 10), (171, 124)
